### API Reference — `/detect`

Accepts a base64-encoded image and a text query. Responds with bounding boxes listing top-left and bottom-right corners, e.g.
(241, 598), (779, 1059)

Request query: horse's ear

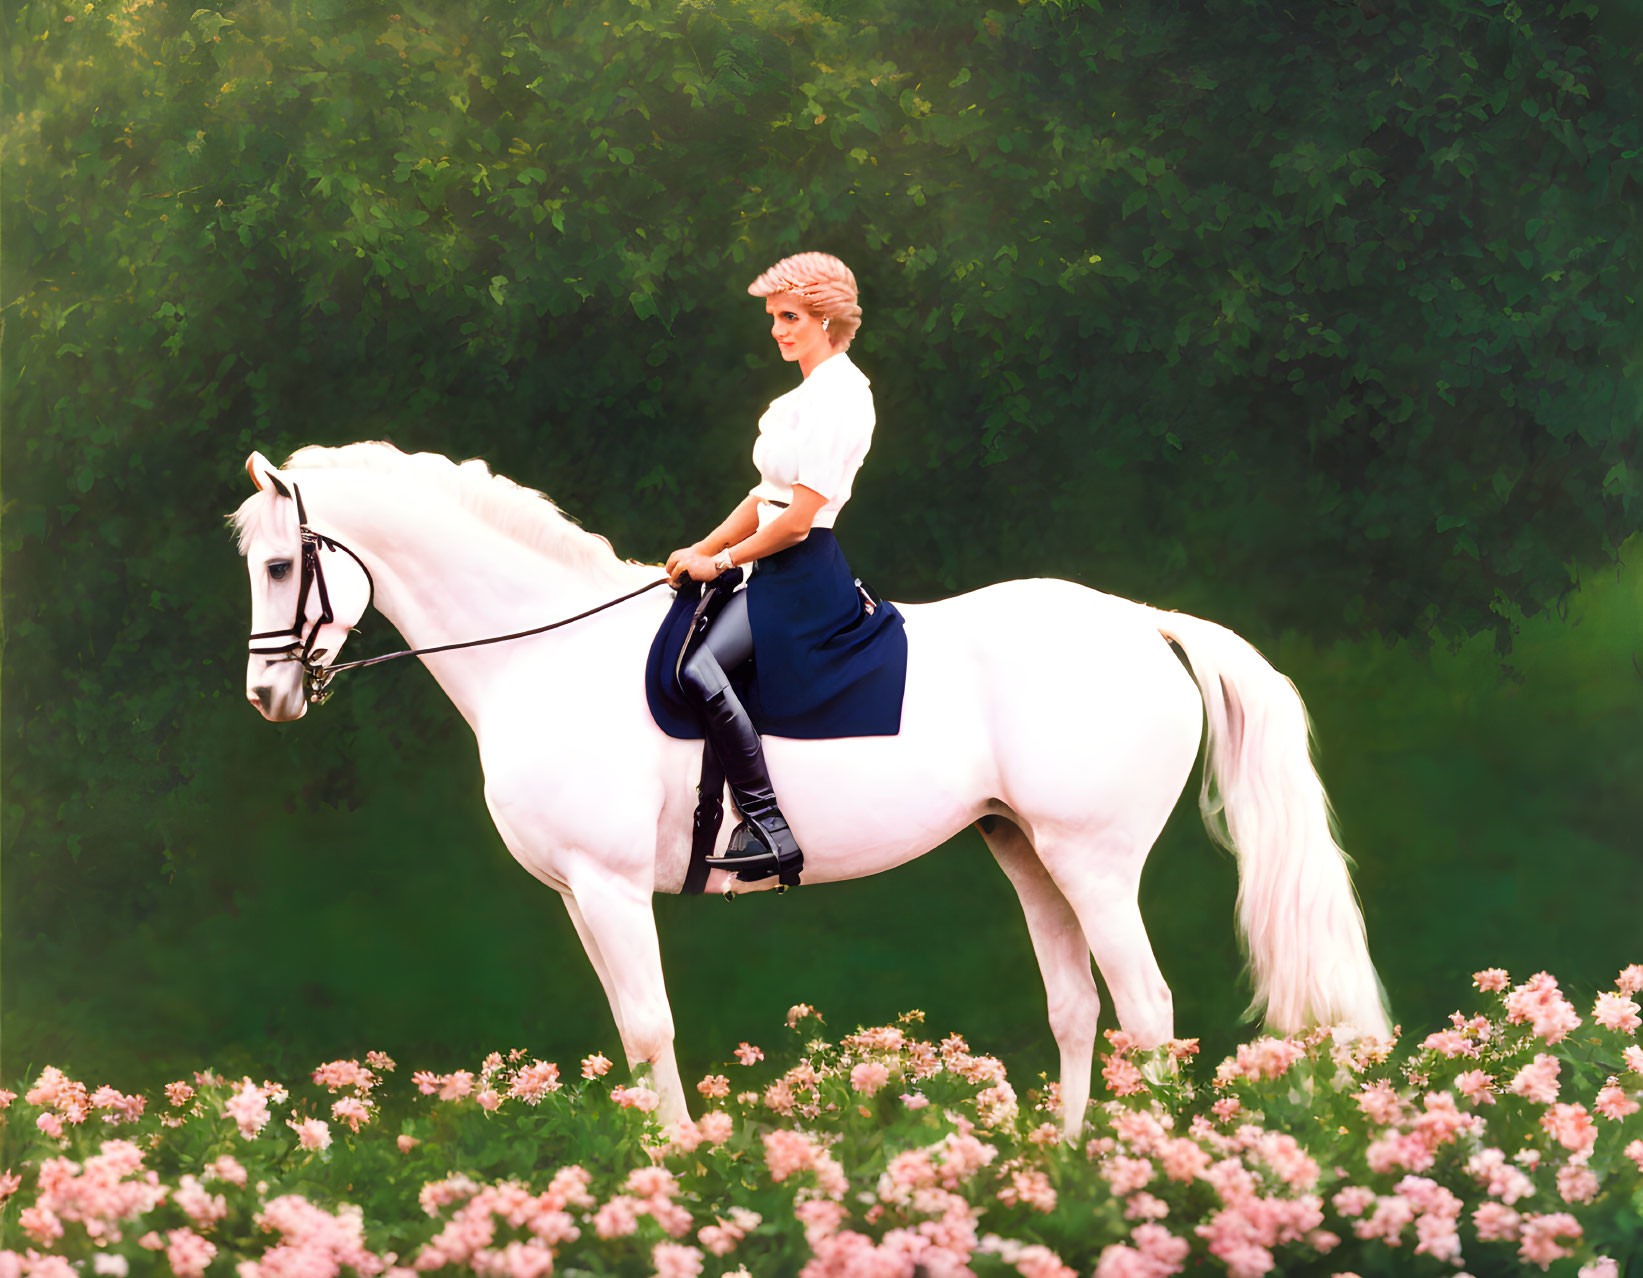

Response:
(245, 451), (290, 498)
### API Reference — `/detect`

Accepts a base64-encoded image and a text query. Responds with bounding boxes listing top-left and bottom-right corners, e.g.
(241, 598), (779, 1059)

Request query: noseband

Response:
(247, 482), (375, 707)
(246, 480), (672, 707)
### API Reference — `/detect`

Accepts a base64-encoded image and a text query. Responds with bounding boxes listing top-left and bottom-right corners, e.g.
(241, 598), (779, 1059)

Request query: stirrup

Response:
(704, 820), (803, 889)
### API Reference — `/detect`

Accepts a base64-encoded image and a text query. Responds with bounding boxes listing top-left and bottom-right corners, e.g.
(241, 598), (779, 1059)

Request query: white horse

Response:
(233, 441), (1388, 1137)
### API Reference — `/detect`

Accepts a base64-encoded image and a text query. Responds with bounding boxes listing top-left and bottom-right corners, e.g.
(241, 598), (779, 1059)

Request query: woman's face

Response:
(765, 292), (831, 368)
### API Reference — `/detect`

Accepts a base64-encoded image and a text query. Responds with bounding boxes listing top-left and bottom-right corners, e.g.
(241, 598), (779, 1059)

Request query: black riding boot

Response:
(697, 686), (804, 887)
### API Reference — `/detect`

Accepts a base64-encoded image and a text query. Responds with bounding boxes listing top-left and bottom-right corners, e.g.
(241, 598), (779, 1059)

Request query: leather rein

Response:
(248, 480), (671, 706)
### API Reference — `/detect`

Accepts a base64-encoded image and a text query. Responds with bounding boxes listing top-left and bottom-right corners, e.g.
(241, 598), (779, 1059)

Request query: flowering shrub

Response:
(2, 967), (1640, 1276)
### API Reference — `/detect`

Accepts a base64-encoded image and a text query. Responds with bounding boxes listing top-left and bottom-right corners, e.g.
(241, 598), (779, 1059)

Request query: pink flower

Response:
(165, 1082), (195, 1108)
(1150, 1136), (1202, 1182)
(1419, 1028), (1476, 1059)
(786, 1004), (817, 1026)
(761, 1078), (796, 1115)
(1011, 1243), (1079, 1278)
(1474, 968), (1509, 992)
(20, 1205), (64, 1246)
(1540, 1103), (1597, 1155)
(1592, 992), (1641, 1033)
(1596, 1084), (1639, 1120)
(998, 1168), (1057, 1212)
(476, 1089), (501, 1112)
(696, 1075), (729, 1099)
(1626, 1140), (1643, 1171)
(592, 1194), (639, 1239)
(1626, 1045), (1643, 1074)
(1466, 1148), (1535, 1204)
(246, 1194), (385, 1276)
(1616, 965), (1643, 995)
(397, 1134), (420, 1153)
(1102, 1055), (1147, 1097)
(1510, 1053), (1561, 1104)
(439, 1071), (474, 1102)
(287, 1118), (332, 1151)
(1332, 1186), (1376, 1218)
(901, 1092), (930, 1110)
(1455, 1069), (1495, 1105)
(763, 1129), (823, 1182)
(222, 1078), (270, 1139)
(611, 1085), (659, 1113)
(1210, 1097), (1242, 1123)
(1472, 1201), (1520, 1241)
(1581, 1260), (1621, 1278)
(1100, 1155), (1155, 1197)
(1354, 1081), (1405, 1126)
(173, 1175), (228, 1230)
(310, 1060), (376, 1093)
(795, 1198), (846, 1243)
(652, 1241), (704, 1278)
(850, 1062), (890, 1097)
(698, 1110), (733, 1145)
(1556, 1162), (1600, 1204)
(1518, 1212), (1581, 1269)
(581, 1054), (612, 1079)
(366, 1050), (396, 1072)
(509, 1061), (561, 1104)
(733, 1043), (763, 1066)
(331, 1096), (372, 1132)
(418, 1172), (481, 1216)
(1504, 972), (1582, 1044)
(37, 1112), (64, 1139)
(165, 1227), (217, 1278)
(203, 1155), (247, 1187)
(1124, 1192), (1170, 1221)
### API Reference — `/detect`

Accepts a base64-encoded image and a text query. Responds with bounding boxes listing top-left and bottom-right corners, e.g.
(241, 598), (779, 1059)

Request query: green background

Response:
(3, 0), (1639, 1094)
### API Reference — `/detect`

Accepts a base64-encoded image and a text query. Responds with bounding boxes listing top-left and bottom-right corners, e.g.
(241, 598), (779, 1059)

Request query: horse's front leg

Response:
(566, 873), (688, 1127)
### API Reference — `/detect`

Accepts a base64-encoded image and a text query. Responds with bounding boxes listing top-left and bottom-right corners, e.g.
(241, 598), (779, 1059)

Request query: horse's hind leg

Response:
(1035, 821), (1175, 1052)
(980, 816), (1101, 1141)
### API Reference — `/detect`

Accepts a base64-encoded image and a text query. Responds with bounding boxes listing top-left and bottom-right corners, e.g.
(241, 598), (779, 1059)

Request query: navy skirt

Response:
(644, 529), (908, 740)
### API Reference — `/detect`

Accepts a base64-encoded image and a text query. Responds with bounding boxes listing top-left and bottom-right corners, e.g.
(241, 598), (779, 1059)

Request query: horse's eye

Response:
(268, 561), (292, 581)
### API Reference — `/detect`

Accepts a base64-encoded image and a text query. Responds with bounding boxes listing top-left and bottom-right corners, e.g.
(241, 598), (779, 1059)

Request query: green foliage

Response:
(2, 0), (1640, 1105)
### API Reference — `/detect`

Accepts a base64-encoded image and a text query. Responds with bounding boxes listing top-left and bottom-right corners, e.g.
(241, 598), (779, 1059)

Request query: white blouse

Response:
(748, 352), (876, 532)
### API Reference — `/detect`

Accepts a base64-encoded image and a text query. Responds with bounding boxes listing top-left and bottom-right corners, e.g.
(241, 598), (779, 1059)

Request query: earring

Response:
(822, 318), (830, 330)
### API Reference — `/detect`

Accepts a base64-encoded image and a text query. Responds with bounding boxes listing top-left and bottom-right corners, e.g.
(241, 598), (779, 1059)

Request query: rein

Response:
(249, 480), (671, 706)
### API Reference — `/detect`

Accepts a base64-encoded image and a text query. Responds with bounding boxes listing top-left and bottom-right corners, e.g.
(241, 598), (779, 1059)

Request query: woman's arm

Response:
(722, 484), (828, 566)
(666, 486), (828, 584)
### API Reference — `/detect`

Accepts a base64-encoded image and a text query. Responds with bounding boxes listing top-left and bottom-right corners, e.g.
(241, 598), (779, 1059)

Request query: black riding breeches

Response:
(677, 585), (754, 704)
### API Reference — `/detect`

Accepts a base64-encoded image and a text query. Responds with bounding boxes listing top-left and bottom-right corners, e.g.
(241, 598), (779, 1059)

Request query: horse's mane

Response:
(232, 442), (641, 582)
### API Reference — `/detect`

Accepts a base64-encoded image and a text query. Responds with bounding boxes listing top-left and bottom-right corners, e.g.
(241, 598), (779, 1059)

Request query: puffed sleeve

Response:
(794, 376), (874, 501)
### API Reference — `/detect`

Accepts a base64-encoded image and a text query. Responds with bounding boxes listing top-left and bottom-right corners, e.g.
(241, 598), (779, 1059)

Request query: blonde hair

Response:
(747, 252), (862, 350)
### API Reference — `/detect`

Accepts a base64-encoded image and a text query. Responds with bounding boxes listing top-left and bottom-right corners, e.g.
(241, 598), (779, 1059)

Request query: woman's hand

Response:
(664, 546), (695, 582)
(665, 547), (721, 586)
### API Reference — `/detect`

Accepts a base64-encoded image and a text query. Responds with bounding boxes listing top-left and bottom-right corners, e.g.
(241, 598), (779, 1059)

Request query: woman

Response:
(653, 251), (907, 888)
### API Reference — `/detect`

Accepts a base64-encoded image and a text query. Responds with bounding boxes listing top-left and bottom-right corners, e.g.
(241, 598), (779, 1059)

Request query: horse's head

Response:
(236, 451), (374, 722)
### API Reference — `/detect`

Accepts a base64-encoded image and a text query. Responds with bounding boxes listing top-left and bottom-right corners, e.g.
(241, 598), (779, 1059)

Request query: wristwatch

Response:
(713, 547), (735, 573)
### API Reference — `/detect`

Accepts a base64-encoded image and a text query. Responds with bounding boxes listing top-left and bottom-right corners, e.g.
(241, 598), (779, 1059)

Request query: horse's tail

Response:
(1146, 607), (1391, 1039)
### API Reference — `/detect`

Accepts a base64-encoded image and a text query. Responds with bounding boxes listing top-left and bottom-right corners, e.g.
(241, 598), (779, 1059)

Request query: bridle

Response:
(246, 480), (377, 706)
(247, 479), (671, 707)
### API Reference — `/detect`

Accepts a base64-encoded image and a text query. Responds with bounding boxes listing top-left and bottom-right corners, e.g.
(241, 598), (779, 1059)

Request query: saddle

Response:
(675, 569), (883, 896)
